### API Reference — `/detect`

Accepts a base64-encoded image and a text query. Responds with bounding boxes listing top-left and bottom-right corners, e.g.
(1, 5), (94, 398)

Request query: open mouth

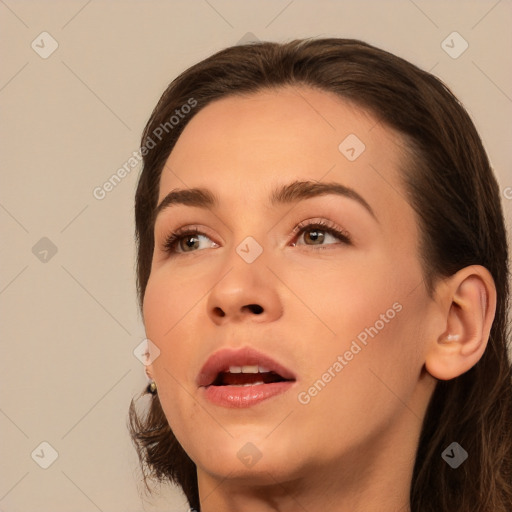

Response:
(199, 354), (297, 408)
(198, 348), (296, 407)
(211, 366), (291, 387)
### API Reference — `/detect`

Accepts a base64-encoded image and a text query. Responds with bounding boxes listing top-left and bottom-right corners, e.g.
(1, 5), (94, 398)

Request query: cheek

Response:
(142, 268), (207, 342)
(143, 272), (179, 337)
(284, 251), (403, 345)
(142, 270), (208, 422)
(292, 253), (426, 405)
(294, 296), (428, 456)
(142, 272), (195, 394)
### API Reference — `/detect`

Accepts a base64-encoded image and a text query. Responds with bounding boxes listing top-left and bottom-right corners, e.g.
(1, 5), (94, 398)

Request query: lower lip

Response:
(202, 381), (295, 408)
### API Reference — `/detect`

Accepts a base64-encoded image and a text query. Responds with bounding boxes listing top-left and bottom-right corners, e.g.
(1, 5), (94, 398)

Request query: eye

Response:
(291, 219), (352, 249)
(162, 227), (219, 255)
(161, 219), (351, 257)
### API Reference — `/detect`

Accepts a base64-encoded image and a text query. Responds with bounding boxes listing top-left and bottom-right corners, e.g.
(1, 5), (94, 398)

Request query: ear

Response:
(142, 338), (157, 382)
(425, 265), (497, 380)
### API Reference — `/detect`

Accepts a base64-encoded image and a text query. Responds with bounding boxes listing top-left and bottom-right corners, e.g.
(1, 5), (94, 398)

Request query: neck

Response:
(198, 472), (412, 512)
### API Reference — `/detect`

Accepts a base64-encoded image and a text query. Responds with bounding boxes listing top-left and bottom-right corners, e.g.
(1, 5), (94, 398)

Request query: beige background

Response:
(1, 1), (511, 511)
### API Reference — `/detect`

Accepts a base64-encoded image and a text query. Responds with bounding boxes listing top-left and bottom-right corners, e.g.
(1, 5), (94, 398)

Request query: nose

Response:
(206, 255), (283, 325)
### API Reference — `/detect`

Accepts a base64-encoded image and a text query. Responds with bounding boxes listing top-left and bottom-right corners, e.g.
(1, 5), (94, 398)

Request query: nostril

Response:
(246, 304), (263, 314)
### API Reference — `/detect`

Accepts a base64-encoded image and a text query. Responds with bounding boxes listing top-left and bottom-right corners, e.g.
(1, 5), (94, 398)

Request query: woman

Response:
(128, 38), (512, 511)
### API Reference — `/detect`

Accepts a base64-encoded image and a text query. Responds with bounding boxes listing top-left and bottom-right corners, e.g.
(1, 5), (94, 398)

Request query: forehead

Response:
(158, 86), (412, 229)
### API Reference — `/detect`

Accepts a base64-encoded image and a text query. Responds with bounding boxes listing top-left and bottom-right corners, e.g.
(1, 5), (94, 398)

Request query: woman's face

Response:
(143, 87), (439, 488)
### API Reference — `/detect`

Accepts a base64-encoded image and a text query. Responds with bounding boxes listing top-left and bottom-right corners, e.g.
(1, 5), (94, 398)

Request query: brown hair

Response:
(128, 38), (512, 511)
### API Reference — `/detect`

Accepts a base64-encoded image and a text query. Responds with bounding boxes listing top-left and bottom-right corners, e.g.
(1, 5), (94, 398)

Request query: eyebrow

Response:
(154, 180), (377, 221)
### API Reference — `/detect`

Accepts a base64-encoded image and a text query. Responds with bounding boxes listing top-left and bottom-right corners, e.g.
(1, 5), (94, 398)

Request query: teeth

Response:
(227, 365), (271, 374)
(242, 365), (259, 373)
(240, 381), (264, 386)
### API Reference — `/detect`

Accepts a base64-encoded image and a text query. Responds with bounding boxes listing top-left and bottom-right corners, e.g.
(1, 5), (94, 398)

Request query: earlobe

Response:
(425, 265), (496, 381)
(145, 365), (158, 394)
(142, 337), (158, 393)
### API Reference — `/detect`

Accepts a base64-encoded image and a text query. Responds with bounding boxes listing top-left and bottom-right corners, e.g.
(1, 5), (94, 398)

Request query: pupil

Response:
(307, 230), (324, 244)
(183, 236), (199, 250)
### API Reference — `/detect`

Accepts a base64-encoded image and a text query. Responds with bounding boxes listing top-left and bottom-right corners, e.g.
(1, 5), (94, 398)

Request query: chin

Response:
(188, 430), (308, 483)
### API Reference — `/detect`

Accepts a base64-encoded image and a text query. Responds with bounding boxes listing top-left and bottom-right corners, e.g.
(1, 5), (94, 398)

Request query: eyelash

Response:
(291, 219), (352, 248)
(162, 219), (352, 255)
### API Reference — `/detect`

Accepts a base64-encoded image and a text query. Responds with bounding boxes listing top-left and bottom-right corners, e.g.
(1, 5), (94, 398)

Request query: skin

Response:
(143, 87), (496, 511)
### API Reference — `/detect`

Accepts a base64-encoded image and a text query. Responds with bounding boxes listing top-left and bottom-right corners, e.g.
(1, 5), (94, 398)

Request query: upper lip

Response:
(197, 346), (296, 387)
